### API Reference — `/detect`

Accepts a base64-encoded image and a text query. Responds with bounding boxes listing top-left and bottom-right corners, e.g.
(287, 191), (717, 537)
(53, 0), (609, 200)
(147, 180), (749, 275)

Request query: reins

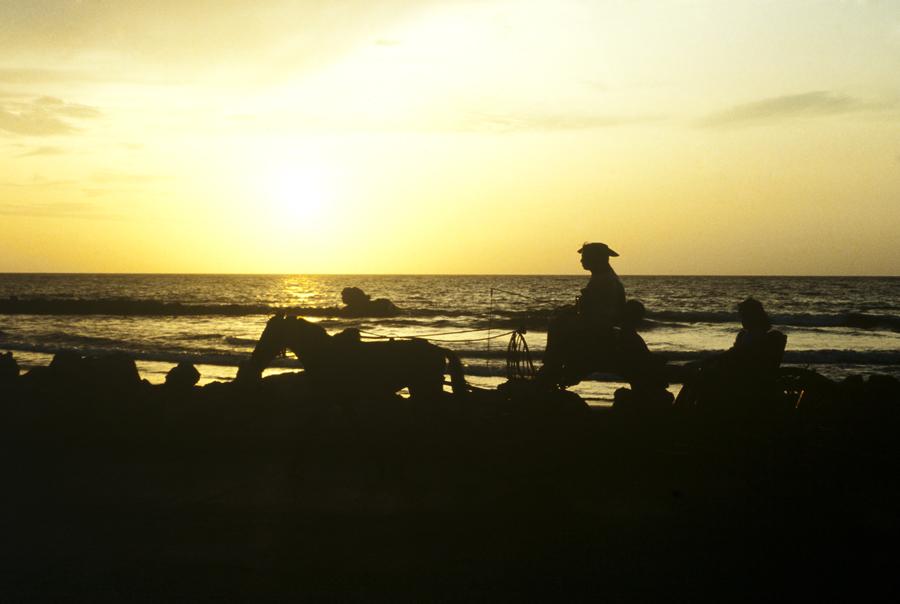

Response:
(353, 286), (554, 380)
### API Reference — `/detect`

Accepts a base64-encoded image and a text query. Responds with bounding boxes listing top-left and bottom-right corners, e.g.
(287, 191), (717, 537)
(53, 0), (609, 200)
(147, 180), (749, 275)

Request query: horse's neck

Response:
(285, 326), (333, 365)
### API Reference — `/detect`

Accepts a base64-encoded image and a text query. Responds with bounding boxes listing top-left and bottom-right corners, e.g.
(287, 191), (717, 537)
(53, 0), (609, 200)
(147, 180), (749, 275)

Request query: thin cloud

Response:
(459, 111), (663, 133)
(230, 108), (664, 135)
(0, 96), (102, 136)
(0, 107), (76, 135)
(0, 200), (110, 219)
(0, 176), (77, 188)
(16, 145), (65, 157)
(1, 1), (431, 82)
(0, 68), (190, 88)
(580, 79), (608, 92)
(33, 96), (102, 118)
(90, 170), (159, 184)
(82, 187), (113, 198)
(699, 91), (897, 127)
(0, 68), (97, 85)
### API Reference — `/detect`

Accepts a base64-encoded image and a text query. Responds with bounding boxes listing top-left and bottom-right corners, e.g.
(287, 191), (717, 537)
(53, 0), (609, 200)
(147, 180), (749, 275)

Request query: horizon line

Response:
(0, 272), (898, 278)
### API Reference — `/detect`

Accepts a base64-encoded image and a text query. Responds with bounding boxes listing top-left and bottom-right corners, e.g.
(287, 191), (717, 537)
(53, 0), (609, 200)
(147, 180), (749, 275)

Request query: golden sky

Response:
(1, 0), (899, 274)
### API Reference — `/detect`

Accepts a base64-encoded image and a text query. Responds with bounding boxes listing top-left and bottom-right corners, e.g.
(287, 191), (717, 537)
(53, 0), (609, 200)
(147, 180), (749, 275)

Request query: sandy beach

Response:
(2, 356), (899, 601)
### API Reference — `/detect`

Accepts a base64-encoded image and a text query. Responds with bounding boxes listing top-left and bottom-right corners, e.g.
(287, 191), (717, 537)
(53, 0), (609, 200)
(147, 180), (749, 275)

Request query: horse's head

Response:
(237, 314), (287, 382)
(236, 314), (331, 382)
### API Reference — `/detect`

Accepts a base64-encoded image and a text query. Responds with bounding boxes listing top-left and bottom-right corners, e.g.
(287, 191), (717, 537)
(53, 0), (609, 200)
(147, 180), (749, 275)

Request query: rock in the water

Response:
(165, 362), (200, 389)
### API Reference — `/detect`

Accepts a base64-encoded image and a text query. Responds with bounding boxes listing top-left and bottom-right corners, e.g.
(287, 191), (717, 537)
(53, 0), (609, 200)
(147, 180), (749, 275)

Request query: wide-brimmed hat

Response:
(578, 242), (619, 257)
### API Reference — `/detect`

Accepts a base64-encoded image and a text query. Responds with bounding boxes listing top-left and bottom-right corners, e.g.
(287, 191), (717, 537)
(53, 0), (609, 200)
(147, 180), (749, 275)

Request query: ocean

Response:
(1, 274), (898, 403)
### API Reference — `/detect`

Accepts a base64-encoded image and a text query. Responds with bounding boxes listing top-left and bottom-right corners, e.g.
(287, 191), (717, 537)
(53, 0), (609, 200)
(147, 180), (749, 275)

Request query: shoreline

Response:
(7, 349), (898, 405)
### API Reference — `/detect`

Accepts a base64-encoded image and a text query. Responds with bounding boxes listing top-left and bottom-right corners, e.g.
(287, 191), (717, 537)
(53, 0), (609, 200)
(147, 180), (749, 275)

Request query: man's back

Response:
(578, 268), (625, 331)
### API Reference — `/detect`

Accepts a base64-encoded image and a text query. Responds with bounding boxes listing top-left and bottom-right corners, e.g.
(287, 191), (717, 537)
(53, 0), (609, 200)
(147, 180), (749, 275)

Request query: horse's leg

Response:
(442, 348), (467, 397)
(408, 345), (458, 401)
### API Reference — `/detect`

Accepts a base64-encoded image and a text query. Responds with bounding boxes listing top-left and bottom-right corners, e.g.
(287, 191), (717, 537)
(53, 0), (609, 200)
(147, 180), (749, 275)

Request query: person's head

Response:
(341, 287), (370, 306)
(622, 299), (646, 328)
(578, 242), (618, 272)
(737, 297), (771, 332)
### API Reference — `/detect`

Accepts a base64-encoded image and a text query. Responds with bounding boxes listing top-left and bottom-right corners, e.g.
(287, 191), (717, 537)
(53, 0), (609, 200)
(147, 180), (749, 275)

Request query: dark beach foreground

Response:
(2, 354), (900, 601)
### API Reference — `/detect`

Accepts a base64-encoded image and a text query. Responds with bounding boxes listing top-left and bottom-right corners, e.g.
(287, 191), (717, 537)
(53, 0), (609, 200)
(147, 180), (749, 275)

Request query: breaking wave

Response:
(0, 298), (331, 317)
(648, 310), (900, 332)
(2, 297), (897, 333)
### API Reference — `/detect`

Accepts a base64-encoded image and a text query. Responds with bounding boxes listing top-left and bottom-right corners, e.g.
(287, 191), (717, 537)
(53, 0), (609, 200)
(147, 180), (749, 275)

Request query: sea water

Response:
(1, 274), (898, 403)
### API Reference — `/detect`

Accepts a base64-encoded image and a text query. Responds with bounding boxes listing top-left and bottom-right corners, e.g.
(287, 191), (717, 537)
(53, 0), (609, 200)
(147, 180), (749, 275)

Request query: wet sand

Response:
(2, 370), (899, 601)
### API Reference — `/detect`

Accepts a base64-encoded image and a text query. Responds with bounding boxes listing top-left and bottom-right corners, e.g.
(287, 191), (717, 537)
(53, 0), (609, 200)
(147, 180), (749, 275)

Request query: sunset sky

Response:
(2, 0), (899, 275)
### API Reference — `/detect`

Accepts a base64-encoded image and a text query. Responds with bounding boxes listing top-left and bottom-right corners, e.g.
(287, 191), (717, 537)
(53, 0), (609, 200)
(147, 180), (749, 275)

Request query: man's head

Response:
(578, 242), (619, 271)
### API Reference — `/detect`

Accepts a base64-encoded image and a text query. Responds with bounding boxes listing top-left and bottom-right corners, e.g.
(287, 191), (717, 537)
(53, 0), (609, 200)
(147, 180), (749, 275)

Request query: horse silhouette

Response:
(237, 314), (466, 400)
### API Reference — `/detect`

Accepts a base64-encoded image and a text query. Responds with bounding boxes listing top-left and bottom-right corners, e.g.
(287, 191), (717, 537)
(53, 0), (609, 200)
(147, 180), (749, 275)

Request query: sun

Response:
(261, 162), (330, 223)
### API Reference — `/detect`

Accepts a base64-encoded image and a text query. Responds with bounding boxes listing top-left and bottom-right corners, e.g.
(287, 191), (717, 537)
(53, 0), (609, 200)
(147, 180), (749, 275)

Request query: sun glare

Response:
(260, 163), (330, 223)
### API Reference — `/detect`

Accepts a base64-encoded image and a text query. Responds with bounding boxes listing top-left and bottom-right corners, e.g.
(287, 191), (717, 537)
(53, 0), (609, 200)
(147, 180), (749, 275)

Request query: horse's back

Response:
(356, 338), (445, 369)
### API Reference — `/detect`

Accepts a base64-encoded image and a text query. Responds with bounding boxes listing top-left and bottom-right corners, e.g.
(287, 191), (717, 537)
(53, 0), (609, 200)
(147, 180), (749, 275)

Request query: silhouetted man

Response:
(538, 242), (626, 387)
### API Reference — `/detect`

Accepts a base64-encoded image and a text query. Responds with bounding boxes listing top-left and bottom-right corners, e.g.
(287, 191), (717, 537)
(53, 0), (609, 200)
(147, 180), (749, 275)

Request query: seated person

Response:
(675, 297), (787, 410)
(537, 242), (625, 387)
(613, 300), (674, 411)
(339, 287), (401, 318)
(725, 297), (786, 373)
